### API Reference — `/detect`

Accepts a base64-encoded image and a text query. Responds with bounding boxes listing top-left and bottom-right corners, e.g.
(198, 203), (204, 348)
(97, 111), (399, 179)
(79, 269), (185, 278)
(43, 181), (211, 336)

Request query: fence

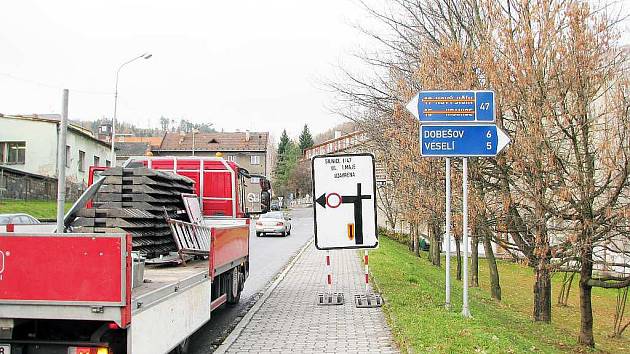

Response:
(0, 166), (83, 201)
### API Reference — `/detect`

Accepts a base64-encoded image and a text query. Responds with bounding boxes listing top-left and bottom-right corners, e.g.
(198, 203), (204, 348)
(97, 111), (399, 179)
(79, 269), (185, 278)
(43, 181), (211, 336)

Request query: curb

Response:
(214, 237), (314, 353)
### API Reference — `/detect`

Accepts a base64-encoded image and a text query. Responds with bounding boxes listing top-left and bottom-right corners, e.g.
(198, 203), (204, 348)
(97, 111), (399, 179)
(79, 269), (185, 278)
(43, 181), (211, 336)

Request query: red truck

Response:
(0, 156), (270, 354)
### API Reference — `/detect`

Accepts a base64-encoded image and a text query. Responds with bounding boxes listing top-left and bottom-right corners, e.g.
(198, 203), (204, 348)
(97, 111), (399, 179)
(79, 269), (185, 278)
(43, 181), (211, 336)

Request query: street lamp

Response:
(110, 52), (152, 162)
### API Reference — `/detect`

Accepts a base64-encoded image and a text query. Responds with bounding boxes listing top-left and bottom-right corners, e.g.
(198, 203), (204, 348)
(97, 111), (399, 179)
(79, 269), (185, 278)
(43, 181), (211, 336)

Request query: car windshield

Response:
(0, 216), (10, 224)
(261, 212), (284, 219)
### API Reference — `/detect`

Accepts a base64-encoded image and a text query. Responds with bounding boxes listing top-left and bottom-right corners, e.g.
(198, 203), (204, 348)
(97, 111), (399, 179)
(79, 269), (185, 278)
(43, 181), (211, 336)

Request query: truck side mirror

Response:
(260, 191), (271, 213)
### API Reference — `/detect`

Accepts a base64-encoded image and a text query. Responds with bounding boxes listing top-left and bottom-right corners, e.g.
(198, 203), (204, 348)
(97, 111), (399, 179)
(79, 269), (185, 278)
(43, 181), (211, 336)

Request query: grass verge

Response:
(0, 200), (72, 220)
(369, 236), (628, 353)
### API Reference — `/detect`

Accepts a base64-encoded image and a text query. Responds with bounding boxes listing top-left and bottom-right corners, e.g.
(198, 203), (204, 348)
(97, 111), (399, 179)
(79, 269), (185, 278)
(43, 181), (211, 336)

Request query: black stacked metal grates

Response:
(70, 167), (195, 258)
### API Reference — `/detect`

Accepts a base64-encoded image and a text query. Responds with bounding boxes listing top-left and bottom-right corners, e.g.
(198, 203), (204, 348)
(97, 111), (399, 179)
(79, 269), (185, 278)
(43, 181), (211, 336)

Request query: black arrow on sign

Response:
(316, 193), (327, 208)
(315, 183), (371, 244)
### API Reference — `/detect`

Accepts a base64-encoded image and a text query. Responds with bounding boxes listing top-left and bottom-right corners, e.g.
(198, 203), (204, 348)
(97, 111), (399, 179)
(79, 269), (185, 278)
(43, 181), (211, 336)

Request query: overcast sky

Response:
(1, 1), (627, 142)
(0, 0), (374, 140)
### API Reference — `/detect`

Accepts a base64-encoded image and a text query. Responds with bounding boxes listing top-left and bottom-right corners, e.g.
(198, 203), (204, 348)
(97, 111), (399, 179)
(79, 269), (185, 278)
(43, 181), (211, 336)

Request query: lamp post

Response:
(110, 53), (152, 162)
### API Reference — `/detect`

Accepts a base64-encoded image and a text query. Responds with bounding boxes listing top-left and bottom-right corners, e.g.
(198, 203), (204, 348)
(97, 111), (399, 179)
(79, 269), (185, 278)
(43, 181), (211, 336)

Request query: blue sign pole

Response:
(406, 90), (495, 123)
(420, 124), (510, 157)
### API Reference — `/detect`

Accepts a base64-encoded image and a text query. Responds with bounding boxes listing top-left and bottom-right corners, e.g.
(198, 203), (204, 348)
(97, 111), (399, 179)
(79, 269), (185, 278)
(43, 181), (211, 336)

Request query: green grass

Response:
(0, 200), (72, 220)
(369, 237), (629, 353)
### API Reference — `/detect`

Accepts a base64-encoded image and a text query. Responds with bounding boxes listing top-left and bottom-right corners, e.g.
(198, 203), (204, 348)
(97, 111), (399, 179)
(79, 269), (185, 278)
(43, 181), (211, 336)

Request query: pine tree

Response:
(277, 129), (290, 156)
(298, 124), (314, 151)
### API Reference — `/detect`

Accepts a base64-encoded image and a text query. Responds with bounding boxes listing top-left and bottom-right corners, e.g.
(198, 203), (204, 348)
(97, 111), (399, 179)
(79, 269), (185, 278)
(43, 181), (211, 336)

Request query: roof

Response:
(116, 142), (151, 157)
(0, 165), (56, 180)
(115, 136), (163, 147)
(158, 131), (269, 152)
(0, 114), (111, 148)
(304, 130), (364, 152)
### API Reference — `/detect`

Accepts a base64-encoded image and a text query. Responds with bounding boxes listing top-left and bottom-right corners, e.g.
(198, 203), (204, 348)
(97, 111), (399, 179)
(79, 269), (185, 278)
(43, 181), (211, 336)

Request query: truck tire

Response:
(172, 338), (190, 354)
(227, 267), (242, 305)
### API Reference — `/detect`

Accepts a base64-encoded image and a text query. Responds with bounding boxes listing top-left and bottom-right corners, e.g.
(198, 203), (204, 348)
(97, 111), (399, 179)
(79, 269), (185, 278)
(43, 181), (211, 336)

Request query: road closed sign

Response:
(312, 153), (378, 250)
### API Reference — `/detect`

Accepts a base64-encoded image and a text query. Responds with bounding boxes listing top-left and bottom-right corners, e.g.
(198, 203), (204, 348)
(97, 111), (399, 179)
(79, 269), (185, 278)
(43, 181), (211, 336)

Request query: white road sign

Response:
(312, 153), (378, 250)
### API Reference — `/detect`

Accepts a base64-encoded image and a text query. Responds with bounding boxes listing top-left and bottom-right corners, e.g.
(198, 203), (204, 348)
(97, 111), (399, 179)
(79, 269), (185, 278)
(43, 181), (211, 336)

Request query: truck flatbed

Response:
(132, 260), (211, 313)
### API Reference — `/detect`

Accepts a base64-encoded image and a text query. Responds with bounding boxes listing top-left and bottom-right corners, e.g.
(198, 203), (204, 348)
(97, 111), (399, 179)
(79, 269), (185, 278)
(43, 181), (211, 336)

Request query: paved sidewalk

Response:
(220, 242), (398, 353)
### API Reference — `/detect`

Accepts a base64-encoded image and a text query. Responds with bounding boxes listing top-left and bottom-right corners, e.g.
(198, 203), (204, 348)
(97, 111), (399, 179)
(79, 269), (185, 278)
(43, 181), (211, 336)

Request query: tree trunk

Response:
(533, 264), (552, 322)
(578, 246), (595, 347)
(431, 221), (441, 267)
(427, 219), (434, 262)
(455, 236), (462, 281)
(482, 232), (501, 300)
(413, 224), (420, 257)
(557, 272), (575, 307)
(471, 234), (479, 287)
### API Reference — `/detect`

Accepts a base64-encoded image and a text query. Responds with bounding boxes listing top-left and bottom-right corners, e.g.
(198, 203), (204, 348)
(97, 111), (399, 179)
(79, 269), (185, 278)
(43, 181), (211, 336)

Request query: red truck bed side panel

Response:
(0, 234), (125, 304)
(212, 226), (249, 275)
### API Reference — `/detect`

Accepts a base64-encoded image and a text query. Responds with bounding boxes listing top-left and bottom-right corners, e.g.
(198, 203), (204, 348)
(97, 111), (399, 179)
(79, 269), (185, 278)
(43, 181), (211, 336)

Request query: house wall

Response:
(0, 116), (111, 186)
(64, 129), (111, 184)
(155, 150), (267, 176)
(0, 117), (58, 177)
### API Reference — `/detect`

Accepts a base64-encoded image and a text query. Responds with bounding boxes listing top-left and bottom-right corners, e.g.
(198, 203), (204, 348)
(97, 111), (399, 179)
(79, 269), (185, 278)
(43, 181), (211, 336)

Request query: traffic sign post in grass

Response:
(312, 153), (382, 308)
(406, 90), (510, 318)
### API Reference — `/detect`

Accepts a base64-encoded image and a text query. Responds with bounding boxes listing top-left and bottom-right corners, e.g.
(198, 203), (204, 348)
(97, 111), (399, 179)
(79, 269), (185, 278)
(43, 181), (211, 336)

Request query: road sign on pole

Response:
(312, 153), (378, 250)
(406, 90), (495, 123)
(420, 124), (510, 157)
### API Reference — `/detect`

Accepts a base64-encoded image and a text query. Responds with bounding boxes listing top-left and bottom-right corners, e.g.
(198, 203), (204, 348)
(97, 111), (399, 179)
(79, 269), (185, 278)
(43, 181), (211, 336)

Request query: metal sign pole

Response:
(326, 251), (333, 294)
(445, 158), (451, 309)
(462, 158), (471, 317)
(364, 250), (369, 293)
(56, 89), (69, 234)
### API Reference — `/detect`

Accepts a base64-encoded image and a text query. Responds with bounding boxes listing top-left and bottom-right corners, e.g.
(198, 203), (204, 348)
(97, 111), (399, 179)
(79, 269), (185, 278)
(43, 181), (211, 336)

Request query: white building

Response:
(0, 114), (113, 186)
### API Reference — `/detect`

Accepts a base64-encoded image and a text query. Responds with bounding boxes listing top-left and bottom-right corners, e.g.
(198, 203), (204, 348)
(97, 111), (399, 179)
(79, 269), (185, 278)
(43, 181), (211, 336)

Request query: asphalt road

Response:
(188, 206), (314, 354)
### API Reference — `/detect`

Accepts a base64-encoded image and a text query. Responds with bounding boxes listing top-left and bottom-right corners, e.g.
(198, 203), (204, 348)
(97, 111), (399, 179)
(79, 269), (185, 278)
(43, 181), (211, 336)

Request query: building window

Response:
(0, 142), (26, 164)
(94, 156), (100, 167)
(106, 160), (111, 167)
(78, 150), (85, 172)
(250, 155), (260, 165)
(65, 145), (71, 167)
(226, 155), (236, 162)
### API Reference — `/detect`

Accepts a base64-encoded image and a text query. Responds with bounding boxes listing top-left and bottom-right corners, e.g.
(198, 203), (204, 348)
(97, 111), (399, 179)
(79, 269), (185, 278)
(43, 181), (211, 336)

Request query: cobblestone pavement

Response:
(222, 243), (398, 353)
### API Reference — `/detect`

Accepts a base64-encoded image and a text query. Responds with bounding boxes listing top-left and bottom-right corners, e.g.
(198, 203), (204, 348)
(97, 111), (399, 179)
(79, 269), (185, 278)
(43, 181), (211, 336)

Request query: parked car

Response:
(255, 211), (291, 237)
(0, 213), (40, 225)
(270, 200), (280, 211)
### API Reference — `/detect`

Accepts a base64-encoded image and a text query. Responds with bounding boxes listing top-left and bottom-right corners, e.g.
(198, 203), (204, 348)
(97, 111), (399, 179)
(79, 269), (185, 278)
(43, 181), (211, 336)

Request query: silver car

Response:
(255, 211), (291, 237)
(0, 213), (40, 225)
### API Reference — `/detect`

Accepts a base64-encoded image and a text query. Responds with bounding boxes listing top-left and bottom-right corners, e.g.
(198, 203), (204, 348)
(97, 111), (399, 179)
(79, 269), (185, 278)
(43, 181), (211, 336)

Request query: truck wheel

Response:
(172, 338), (190, 354)
(227, 268), (242, 305)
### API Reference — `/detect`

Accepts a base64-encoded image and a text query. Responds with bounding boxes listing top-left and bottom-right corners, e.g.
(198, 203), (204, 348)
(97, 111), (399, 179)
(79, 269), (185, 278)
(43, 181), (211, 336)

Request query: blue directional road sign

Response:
(406, 90), (495, 123)
(420, 124), (510, 157)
